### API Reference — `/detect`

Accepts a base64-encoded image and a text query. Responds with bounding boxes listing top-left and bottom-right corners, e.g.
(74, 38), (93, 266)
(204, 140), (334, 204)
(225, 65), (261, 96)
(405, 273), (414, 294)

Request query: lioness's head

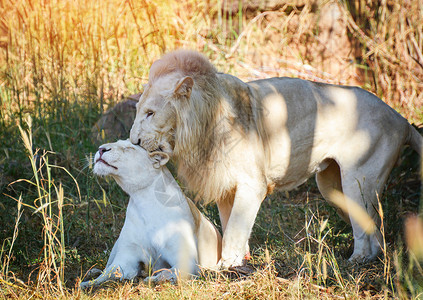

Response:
(129, 50), (217, 155)
(93, 140), (169, 192)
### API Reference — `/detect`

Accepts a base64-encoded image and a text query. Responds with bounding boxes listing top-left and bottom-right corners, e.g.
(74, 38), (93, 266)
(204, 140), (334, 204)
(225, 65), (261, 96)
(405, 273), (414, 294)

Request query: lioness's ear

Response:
(174, 76), (194, 99)
(149, 151), (170, 169)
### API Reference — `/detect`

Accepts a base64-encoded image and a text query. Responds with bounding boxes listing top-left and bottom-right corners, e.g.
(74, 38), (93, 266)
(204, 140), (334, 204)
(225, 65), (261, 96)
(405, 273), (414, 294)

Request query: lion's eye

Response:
(146, 111), (154, 118)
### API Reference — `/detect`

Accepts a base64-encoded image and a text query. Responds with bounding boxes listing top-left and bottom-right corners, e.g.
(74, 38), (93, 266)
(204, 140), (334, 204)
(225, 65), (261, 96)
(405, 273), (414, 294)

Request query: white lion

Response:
(129, 50), (422, 268)
(80, 140), (221, 289)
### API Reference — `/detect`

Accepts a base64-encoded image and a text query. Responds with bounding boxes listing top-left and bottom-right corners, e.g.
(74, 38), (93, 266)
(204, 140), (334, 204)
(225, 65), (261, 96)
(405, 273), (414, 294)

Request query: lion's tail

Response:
(407, 124), (423, 157)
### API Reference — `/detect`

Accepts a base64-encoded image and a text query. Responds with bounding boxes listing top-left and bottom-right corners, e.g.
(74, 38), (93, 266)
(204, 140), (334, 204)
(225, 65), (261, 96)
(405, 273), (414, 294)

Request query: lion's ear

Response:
(149, 151), (170, 169)
(174, 76), (194, 99)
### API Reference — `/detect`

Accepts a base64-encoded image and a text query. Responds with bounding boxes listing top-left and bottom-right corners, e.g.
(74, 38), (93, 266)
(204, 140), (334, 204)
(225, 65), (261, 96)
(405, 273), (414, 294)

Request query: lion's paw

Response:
(217, 256), (245, 270)
(348, 252), (378, 264)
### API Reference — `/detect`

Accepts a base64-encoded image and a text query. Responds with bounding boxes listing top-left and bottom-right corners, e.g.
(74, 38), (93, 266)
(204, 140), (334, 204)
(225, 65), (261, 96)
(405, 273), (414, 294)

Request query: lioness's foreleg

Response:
(80, 242), (143, 289)
(80, 264), (128, 289)
(218, 183), (266, 268)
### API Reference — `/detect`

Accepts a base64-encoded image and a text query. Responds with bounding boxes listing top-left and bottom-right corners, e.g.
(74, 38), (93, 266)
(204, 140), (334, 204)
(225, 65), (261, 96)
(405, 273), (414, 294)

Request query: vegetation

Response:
(0, 0), (422, 298)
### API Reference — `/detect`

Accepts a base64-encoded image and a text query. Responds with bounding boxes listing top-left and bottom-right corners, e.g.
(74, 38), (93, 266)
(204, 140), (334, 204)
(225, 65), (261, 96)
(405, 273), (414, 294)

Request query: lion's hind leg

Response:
(340, 142), (402, 263)
(340, 171), (385, 263)
(341, 130), (407, 263)
(316, 159), (384, 262)
(316, 159), (350, 224)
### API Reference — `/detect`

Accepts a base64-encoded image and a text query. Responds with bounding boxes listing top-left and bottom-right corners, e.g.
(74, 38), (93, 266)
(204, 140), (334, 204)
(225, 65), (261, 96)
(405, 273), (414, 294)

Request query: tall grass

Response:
(343, 0), (423, 121)
(3, 117), (68, 295)
(0, 0), (211, 122)
(1, 0), (422, 120)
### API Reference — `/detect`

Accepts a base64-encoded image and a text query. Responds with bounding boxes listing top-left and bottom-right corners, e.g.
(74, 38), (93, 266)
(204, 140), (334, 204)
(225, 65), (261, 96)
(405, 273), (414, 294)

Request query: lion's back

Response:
(249, 77), (411, 176)
(249, 77), (408, 132)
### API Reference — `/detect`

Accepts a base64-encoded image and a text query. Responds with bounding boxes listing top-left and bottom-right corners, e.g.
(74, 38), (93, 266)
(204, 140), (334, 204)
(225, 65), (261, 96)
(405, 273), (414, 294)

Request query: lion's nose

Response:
(129, 123), (141, 145)
(99, 147), (111, 156)
(129, 131), (138, 145)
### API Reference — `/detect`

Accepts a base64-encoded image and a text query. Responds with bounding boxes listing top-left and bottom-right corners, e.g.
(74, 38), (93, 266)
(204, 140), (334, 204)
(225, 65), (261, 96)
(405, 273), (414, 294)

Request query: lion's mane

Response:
(150, 50), (261, 203)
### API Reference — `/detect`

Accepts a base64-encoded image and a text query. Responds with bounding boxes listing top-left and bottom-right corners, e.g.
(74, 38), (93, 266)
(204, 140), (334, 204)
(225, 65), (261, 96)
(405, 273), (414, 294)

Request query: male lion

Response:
(130, 49), (422, 268)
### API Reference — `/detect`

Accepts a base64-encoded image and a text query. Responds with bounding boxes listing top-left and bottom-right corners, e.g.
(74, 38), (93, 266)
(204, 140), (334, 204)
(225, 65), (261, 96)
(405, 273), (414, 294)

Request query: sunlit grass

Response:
(1, 0), (422, 121)
(0, 0), (213, 121)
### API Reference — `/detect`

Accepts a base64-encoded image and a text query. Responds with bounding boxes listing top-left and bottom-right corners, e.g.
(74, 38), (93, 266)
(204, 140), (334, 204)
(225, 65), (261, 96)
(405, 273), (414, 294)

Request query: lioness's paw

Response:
(80, 268), (103, 289)
(144, 270), (177, 285)
(81, 268), (102, 281)
(80, 280), (93, 290)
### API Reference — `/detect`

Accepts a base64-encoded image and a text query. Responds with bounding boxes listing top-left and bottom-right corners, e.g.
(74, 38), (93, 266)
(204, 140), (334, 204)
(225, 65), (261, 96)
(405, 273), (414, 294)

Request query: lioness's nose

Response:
(99, 147), (111, 156)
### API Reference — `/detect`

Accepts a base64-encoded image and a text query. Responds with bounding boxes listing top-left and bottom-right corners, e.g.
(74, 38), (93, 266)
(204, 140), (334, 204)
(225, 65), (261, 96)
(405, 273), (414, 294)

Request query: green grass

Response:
(0, 0), (422, 298)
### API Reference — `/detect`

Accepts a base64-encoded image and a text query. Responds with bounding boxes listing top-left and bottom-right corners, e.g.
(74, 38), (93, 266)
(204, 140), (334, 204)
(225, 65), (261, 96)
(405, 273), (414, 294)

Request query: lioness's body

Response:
(130, 50), (422, 267)
(80, 140), (221, 289)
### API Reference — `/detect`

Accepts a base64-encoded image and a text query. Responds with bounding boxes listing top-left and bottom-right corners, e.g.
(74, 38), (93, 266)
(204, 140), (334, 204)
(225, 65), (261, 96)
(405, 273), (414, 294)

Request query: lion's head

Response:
(129, 78), (178, 155)
(93, 139), (169, 192)
(129, 50), (221, 157)
(129, 50), (240, 202)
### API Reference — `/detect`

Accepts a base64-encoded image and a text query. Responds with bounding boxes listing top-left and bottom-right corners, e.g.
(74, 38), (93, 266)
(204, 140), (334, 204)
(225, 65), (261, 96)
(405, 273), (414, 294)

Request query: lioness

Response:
(80, 140), (221, 288)
(130, 50), (422, 267)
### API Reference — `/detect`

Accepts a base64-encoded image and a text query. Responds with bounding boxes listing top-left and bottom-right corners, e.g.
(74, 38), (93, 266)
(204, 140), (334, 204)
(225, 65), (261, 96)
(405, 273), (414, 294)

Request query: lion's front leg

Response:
(217, 193), (234, 234)
(218, 183), (266, 269)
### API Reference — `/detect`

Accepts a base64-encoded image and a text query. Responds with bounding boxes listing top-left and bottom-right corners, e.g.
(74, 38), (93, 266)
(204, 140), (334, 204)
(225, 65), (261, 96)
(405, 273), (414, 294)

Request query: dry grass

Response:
(0, 0), (422, 298)
(1, 0), (422, 120)
(344, 0), (423, 121)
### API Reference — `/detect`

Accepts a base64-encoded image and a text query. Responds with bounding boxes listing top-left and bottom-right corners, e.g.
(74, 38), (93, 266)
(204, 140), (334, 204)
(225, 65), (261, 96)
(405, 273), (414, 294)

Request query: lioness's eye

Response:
(146, 111), (154, 118)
